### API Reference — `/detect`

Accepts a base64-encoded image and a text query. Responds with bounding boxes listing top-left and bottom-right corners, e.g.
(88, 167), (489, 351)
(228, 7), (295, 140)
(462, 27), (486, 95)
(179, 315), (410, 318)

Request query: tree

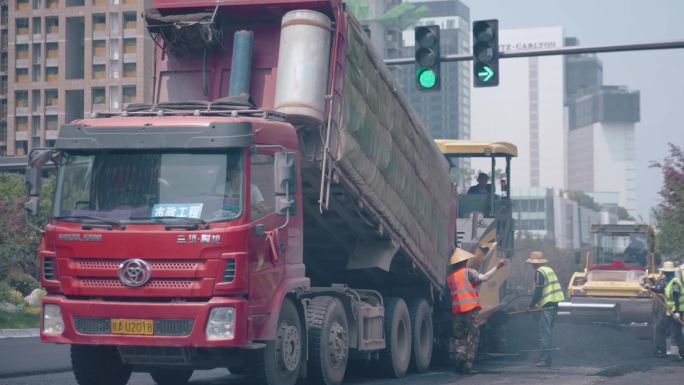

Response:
(616, 206), (634, 221)
(651, 143), (684, 259)
(565, 190), (602, 212)
(0, 173), (55, 279)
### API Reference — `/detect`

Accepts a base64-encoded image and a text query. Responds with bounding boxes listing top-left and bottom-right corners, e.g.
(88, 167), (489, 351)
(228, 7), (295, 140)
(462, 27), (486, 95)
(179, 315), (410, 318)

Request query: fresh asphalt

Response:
(1, 321), (683, 385)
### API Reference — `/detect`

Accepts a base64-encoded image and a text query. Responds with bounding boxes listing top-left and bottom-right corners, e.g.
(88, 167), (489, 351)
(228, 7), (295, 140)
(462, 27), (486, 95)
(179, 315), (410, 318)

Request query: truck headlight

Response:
(43, 304), (64, 335)
(206, 307), (235, 340)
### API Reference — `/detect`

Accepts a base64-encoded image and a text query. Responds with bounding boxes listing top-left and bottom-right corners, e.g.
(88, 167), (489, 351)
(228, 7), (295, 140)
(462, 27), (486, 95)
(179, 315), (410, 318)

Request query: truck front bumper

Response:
(40, 295), (249, 347)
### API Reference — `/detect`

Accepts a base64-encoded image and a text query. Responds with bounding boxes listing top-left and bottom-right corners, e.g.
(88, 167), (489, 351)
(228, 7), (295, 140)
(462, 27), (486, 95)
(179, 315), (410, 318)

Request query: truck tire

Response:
(246, 298), (303, 385)
(71, 345), (131, 385)
(408, 298), (433, 373)
(378, 297), (411, 378)
(150, 369), (193, 385)
(306, 296), (349, 385)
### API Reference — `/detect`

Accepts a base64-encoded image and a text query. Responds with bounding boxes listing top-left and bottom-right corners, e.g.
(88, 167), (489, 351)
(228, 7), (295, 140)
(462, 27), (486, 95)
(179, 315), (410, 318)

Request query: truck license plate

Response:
(111, 319), (154, 335)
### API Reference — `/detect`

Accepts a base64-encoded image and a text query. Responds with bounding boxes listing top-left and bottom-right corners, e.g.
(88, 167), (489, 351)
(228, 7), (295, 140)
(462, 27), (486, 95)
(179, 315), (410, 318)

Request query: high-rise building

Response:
(470, 27), (566, 189)
(398, 0), (471, 142)
(352, 0), (403, 60)
(2, 0), (153, 157)
(564, 38), (603, 104)
(565, 38), (640, 218)
(0, 2), (8, 156)
(566, 86), (640, 217)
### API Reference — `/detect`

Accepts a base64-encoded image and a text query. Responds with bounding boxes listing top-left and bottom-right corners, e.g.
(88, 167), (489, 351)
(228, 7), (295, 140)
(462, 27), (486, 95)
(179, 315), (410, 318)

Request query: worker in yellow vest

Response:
(645, 261), (684, 359)
(447, 248), (506, 373)
(527, 251), (565, 367)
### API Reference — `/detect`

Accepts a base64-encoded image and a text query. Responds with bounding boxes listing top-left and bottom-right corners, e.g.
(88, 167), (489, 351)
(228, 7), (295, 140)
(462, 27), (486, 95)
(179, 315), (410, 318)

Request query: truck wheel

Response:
(307, 296), (349, 385)
(408, 298), (433, 373)
(246, 298), (303, 385)
(378, 297), (411, 378)
(71, 345), (131, 385)
(150, 369), (193, 385)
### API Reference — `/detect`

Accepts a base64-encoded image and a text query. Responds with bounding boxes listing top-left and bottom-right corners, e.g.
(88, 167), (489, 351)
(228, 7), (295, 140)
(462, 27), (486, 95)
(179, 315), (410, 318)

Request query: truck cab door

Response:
(247, 152), (288, 315)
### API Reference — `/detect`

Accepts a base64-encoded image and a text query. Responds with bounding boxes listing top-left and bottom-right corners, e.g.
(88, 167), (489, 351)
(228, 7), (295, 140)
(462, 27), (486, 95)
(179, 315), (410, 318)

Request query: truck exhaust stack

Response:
(229, 31), (254, 97)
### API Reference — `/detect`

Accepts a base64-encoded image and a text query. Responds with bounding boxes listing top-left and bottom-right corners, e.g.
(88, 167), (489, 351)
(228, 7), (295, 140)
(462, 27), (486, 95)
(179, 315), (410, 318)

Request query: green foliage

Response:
(565, 190), (602, 211)
(8, 289), (25, 305)
(652, 144), (684, 259)
(0, 310), (40, 329)
(0, 172), (55, 279)
(617, 206), (634, 221)
(0, 281), (11, 303)
(7, 272), (40, 296)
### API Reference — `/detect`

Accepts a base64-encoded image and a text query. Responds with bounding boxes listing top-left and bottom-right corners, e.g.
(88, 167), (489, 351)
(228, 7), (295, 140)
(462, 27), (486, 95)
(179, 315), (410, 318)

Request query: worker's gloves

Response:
(673, 312), (681, 321)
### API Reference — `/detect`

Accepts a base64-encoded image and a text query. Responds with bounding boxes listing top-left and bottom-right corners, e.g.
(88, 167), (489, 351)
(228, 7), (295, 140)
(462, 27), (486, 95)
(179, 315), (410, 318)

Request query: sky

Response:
(463, 0), (684, 221)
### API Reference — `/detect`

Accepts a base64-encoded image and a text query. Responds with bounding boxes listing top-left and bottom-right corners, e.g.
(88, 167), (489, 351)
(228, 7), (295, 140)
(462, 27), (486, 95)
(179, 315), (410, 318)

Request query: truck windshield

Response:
(54, 150), (244, 222)
(593, 233), (648, 268)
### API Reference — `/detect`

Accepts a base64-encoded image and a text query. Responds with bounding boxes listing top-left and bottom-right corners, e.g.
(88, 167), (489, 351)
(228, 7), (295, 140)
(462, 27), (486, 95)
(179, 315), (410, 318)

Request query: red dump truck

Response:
(25, 1), (457, 385)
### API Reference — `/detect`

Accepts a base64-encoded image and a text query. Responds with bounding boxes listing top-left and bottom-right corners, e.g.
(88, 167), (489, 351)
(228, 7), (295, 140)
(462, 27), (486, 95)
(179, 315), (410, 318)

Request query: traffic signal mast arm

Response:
(385, 39), (684, 66)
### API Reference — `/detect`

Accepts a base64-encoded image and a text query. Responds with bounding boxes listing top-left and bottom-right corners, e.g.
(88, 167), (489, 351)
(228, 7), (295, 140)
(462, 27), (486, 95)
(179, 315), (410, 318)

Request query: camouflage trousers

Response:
(451, 310), (480, 371)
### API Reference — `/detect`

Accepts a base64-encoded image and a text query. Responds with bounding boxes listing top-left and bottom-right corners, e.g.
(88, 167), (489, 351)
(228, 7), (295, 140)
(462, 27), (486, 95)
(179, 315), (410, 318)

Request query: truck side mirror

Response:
(24, 149), (53, 216)
(274, 152), (296, 195)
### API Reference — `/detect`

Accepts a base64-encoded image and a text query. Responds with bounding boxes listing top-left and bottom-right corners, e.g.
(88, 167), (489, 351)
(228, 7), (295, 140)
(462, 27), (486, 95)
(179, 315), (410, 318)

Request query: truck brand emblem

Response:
(117, 259), (152, 287)
(58, 234), (102, 242)
(177, 235), (186, 244)
(199, 234), (221, 244)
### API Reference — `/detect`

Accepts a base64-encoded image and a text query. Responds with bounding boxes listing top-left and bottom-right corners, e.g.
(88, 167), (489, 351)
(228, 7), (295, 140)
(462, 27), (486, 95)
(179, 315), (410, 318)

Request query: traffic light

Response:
(472, 19), (499, 87)
(414, 25), (440, 91)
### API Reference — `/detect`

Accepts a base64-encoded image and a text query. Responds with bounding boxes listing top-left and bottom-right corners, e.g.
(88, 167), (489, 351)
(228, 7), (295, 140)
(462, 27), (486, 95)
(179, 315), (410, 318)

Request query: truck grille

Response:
(79, 279), (194, 289)
(73, 317), (195, 336)
(75, 260), (199, 271)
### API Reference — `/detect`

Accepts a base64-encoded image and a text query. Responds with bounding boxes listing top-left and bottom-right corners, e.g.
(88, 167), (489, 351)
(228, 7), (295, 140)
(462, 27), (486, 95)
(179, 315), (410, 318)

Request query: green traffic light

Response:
(418, 69), (437, 89)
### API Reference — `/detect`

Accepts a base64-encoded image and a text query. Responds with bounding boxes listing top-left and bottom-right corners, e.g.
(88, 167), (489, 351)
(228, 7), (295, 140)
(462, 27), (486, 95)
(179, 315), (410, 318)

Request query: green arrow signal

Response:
(478, 66), (494, 82)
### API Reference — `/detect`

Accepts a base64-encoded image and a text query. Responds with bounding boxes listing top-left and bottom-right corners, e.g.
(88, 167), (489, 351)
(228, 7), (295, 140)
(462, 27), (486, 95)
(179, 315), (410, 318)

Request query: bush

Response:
(23, 306), (41, 315)
(8, 289), (25, 306)
(7, 272), (40, 296)
(0, 281), (11, 303)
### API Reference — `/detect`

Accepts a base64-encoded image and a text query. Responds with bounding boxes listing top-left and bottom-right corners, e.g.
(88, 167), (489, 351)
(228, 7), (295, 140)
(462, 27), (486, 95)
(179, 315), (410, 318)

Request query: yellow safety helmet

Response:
(449, 248), (475, 265)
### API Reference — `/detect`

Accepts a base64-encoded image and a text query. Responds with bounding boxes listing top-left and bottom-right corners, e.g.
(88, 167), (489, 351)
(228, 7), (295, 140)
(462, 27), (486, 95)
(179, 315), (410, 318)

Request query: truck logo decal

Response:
(58, 234), (102, 242)
(117, 259), (152, 287)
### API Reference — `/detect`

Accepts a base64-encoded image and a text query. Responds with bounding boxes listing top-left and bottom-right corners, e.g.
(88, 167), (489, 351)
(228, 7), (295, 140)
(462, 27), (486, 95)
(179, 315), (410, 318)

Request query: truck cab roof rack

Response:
(89, 96), (288, 122)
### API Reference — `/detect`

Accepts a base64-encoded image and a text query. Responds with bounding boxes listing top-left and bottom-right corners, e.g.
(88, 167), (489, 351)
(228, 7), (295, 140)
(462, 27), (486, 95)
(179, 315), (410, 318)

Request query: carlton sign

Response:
(499, 41), (559, 52)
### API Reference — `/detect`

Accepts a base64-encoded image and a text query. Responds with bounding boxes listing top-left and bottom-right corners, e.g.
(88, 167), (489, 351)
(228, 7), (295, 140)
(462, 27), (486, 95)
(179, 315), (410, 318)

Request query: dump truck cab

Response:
(435, 140), (517, 318)
(566, 224), (656, 323)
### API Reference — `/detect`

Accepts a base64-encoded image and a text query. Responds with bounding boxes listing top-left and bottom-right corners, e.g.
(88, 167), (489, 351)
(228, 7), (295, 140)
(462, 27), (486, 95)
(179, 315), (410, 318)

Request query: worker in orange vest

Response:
(447, 248), (506, 373)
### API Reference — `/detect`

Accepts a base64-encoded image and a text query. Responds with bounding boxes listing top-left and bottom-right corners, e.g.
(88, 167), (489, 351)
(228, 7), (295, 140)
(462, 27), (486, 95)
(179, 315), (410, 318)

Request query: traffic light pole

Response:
(384, 39), (684, 66)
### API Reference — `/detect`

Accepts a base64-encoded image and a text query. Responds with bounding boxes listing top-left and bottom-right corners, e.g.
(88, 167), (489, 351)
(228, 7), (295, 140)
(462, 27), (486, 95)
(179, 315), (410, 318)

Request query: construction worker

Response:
(644, 261), (684, 358)
(527, 251), (565, 367)
(447, 248), (506, 374)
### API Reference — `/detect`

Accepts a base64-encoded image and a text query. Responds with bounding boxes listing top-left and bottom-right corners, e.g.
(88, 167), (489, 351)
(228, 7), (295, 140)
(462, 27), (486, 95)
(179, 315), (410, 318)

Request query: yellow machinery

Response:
(435, 140), (517, 320)
(565, 224), (657, 324)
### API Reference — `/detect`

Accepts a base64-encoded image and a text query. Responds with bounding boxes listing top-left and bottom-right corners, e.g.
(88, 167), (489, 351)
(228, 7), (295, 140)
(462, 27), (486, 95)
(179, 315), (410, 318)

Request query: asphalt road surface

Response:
(2, 320), (683, 385)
